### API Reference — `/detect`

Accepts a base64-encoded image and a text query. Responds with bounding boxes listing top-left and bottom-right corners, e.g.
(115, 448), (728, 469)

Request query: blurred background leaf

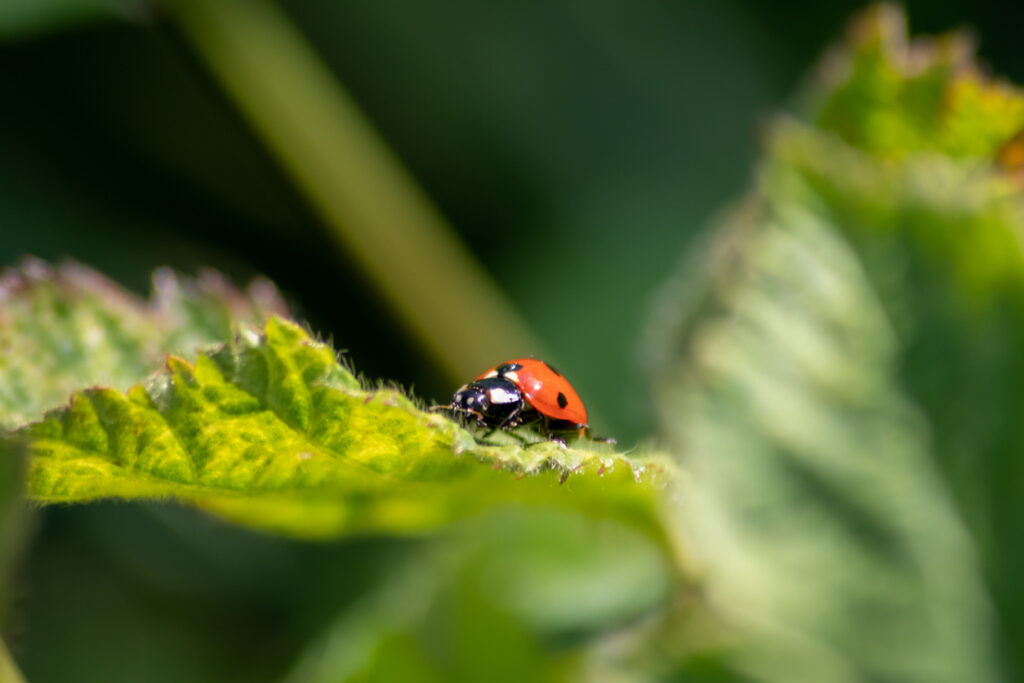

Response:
(781, 12), (1024, 677)
(0, 0), (136, 40)
(0, 258), (288, 428)
(0, 439), (28, 683)
(0, 442), (28, 619)
(649, 7), (1024, 681)
(286, 508), (673, 683)
(652, 200), (998, 682)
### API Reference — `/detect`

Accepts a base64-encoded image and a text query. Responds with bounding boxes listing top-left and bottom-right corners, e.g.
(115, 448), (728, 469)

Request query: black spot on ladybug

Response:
(543, 361), (562, 377)
(499, 362), (523, 373)
(556, 392), (568, 409)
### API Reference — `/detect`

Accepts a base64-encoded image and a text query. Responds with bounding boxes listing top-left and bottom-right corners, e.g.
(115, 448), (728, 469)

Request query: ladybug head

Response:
(449, 377), (523, 427)
(452, 383), (490, 415)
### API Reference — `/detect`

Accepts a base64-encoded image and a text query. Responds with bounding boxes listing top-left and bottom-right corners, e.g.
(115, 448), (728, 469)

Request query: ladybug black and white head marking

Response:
(450, 377), (524, 427)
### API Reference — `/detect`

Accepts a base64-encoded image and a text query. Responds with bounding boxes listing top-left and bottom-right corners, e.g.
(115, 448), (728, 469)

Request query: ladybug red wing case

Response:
(479, 358), (588, 425)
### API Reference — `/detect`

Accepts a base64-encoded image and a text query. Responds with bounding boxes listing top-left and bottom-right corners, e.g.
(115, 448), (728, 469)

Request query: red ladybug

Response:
(439, 358), (604, 444)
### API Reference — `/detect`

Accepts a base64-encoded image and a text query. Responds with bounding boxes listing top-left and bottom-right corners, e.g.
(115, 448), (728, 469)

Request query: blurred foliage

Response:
(4, 2), (1024, 683)
(286, 508), (672, 682)
(0, 258), (287, 429)
(0, 0), (130, 40)
(0, 439), (26, 683)
(653, 201), (997, 682)
(813, 8), (1024, 159)
(0, 638), (25, 683)
(787, 14), (1024, 675)
(172, 0), (546, 385)
(650, 5), (1024, 681)
(0, 443), (27, 616)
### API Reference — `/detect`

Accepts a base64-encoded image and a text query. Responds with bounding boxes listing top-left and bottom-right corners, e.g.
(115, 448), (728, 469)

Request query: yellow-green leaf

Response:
(18, 317), (679, 547)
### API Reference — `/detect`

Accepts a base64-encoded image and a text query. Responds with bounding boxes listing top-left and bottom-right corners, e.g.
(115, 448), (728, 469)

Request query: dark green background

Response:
(2, 2), (1022, 681)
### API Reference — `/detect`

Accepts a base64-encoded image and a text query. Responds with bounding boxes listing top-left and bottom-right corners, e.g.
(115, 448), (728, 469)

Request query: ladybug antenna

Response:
(430, 403), (486, 426)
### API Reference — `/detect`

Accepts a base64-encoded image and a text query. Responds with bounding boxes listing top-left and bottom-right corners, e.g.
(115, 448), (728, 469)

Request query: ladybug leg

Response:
(543, 416), (570, 447)
(434, 404), (487, 428)
(480, 401), (526, 440)
(581, 426), (617, 445)
(498, 402), (524, 430)
(428, 404), (453, 418)
(519, 416), (566, 449)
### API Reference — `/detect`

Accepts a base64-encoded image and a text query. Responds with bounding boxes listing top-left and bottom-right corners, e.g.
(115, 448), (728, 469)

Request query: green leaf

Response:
(17, 316), (679, 547)
(286, 508), (673, 683)
(776, 11), (1024, 676)
(811, 5), (1024, 160)
(0, 258), (289, 429)
(653, 202), (998, 683)
(648, 7), (1019, 682)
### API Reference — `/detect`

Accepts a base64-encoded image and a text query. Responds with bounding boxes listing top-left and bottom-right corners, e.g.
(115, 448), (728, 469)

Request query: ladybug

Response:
(437, 358), (605, 444)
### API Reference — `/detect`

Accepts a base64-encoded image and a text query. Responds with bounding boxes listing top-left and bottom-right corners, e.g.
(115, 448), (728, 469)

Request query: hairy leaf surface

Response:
(18, 316), (678, 545)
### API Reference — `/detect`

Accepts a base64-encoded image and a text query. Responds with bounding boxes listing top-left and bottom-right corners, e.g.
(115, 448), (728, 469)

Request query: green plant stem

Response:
(0, 639), (26, 683)
(170, 0), (544, 383)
